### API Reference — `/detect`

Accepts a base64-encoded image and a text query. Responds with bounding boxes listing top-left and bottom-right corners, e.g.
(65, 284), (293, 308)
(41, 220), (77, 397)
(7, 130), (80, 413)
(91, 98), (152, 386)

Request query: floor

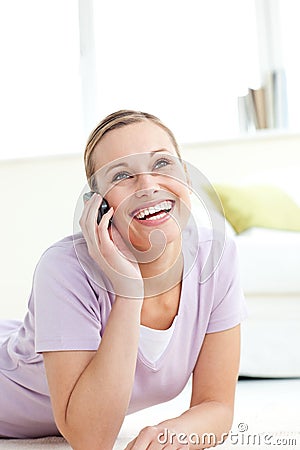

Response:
(1, 377), (299, 449)
(118, 377), (300, 449)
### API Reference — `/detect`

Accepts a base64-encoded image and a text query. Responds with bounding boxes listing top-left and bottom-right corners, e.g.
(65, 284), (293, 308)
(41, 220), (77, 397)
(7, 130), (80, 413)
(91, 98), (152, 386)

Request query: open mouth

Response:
(133, 200), (175, 221)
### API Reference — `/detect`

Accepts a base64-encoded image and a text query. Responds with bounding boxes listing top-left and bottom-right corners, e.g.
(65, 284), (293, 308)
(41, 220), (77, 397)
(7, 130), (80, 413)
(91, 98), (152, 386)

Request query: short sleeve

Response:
(206, 236), (248, 333)
(33, 245), (102, 353)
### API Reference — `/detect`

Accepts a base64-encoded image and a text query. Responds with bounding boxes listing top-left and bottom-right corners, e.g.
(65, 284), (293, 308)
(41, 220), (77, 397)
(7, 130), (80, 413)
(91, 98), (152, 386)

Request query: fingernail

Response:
(83, 192), (93, 202)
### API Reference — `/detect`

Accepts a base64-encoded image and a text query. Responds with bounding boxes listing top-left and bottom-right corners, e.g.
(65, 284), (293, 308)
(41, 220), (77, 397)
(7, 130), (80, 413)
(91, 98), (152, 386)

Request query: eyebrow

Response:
(104, 161), (130, 176)
(104, 148), (171, 176)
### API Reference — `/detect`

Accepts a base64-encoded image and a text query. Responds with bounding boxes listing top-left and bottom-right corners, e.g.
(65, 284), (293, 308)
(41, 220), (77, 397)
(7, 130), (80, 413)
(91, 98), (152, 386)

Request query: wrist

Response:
(111, 278), (144, 300)
(114, 296), (143, 311)
(156, 418), (180, 432)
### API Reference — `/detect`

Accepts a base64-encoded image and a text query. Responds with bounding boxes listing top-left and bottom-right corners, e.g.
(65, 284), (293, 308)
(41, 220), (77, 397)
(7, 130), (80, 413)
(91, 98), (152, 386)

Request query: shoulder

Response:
(182, 221), (234, 284)
(35, 233), (86, 273)
(34, 233), (109, 294)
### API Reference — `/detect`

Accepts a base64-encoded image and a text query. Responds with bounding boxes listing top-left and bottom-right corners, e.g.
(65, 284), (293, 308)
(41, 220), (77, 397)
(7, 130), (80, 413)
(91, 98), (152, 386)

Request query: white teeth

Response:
(134, 200), (173, 220)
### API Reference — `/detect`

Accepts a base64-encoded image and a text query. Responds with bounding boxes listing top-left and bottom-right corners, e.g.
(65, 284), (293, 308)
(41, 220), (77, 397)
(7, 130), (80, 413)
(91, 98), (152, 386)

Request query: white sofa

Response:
(1, 132), (299, 377)
(233, 227), (300, 377)
(183, 134), (300, 378)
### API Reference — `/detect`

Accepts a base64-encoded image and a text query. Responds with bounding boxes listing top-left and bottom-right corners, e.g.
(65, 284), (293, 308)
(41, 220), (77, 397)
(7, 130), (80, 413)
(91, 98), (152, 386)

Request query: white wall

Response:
(0, 155), (85, 319)
(1, 131), (299, 319)
(181, 131), (300, 184)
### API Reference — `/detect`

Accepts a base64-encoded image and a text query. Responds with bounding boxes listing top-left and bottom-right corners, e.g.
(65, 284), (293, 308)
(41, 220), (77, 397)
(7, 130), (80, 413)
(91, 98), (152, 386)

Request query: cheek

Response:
(106, 189), (126, 218)
(174, 184), (191, 228)
(107, 192), (132, 238)
(168, 179), (191, 210)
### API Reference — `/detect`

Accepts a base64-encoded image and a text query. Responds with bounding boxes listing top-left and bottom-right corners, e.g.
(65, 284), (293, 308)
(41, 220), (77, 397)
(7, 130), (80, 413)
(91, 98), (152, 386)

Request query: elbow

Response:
(53, 398), (126, 450)
(55, 420), (116, 450)
(60, 429), (116, 450)
(73, 440), (115, 450)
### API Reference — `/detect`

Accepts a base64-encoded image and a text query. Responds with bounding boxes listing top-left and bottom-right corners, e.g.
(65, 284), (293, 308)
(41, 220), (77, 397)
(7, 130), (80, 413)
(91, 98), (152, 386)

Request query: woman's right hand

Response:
(79, 193), (144, 299)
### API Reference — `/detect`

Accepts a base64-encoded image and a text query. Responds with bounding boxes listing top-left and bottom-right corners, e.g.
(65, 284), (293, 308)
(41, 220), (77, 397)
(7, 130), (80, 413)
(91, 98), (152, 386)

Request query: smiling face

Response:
(92, 120), (191, 253)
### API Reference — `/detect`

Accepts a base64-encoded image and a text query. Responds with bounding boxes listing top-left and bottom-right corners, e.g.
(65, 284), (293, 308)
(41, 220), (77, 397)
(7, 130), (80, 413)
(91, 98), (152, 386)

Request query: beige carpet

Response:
(0, 436), (131, 449)
(1, 433), (300, 449)
(0, 437), (69, 449)
(1, 379), (299, 449)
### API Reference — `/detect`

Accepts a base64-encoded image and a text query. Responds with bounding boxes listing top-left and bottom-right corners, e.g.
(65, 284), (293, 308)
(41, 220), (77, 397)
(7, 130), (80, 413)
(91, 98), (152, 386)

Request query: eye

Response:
(153, 157), (171, 170)
(112, 171), (133, 182)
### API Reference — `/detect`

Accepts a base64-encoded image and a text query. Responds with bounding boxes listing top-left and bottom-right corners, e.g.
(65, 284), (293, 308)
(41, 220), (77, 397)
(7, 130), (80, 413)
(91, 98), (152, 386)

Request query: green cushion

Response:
(213, 184), (300, 234)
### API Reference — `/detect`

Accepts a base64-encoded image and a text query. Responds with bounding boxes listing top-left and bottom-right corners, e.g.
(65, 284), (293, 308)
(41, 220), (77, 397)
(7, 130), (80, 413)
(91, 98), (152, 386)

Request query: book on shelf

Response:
(238, 69), (288, 132)
(249, 87), (267, 129)
(238, 87), (267, 132)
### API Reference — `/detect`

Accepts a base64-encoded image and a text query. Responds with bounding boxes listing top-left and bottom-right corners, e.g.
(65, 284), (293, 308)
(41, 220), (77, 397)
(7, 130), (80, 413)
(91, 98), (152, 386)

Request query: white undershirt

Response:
(139, 316), (178, 362)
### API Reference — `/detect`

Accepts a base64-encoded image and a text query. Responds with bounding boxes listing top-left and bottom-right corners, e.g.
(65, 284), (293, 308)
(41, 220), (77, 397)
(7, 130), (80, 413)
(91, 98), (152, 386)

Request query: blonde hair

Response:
(84, 110), (182, 189)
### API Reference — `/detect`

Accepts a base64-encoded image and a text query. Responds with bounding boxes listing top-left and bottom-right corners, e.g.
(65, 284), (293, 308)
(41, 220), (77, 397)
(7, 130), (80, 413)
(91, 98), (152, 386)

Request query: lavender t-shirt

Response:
(0, 224), (247, 438)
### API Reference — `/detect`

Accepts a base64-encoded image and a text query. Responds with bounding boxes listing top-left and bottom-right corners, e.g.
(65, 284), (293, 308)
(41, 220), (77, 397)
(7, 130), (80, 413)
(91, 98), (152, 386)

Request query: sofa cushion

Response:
(235, 227), (300, 294)
(214, 184), (300, 234)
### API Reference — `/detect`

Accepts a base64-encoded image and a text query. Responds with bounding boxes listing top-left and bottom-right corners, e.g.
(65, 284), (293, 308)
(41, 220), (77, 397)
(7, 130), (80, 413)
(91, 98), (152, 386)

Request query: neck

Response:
(138, 237), (184, 298)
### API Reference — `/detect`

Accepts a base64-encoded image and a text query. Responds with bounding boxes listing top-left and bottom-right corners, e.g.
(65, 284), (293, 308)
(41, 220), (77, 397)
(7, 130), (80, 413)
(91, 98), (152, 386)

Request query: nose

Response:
(135, 172), (160, 198)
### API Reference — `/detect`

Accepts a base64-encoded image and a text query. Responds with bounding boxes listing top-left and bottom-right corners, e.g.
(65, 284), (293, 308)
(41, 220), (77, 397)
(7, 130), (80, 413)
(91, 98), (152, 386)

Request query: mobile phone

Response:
(83, 191), (111, 226)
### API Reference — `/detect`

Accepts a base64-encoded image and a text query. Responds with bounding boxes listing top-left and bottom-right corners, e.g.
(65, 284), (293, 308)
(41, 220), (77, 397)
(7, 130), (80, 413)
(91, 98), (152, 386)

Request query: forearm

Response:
(64, 296), (142, 450)
(157, 401), (234, 449)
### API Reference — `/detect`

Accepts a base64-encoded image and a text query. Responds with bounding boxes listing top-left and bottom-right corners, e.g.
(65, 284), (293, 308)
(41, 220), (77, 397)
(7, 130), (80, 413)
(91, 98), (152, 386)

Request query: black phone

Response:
(83, 192), (111, 225)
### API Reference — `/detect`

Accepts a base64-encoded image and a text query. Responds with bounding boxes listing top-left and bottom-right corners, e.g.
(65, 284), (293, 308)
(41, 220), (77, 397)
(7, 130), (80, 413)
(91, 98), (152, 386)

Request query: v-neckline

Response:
(137, 253), (188, 371)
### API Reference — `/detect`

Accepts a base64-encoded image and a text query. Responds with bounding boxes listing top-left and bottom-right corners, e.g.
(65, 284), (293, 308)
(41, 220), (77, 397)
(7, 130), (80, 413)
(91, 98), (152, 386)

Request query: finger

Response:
(145, 442), (160, 449)
(83, 191), (94, 203)
(160, 445), (183, 450)
(129, 427), (159, 450)
(98, 206), (114, 231)
(87, 193), (103, 226)
(83, 194), (104, 243)
(80, 192), (101, 234)
(163, 441), (187, 449)
(123, 435), (138, 449)
(146, 440), (168, 449)
(109, 225), (138, 263)
(87, 194), (110, 256)
(97, 207), (115, 249)
(128, 435), (148, 449)
(79, 194), (92, 230)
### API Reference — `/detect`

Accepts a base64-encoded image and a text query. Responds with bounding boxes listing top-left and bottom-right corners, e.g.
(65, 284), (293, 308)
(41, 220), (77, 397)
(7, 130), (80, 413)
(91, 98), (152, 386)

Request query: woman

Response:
(0, 110), (247, 449)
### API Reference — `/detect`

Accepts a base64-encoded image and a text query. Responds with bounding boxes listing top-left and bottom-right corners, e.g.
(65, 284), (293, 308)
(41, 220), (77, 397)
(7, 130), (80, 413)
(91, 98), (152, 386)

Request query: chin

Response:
(128, 221), (182, 253)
